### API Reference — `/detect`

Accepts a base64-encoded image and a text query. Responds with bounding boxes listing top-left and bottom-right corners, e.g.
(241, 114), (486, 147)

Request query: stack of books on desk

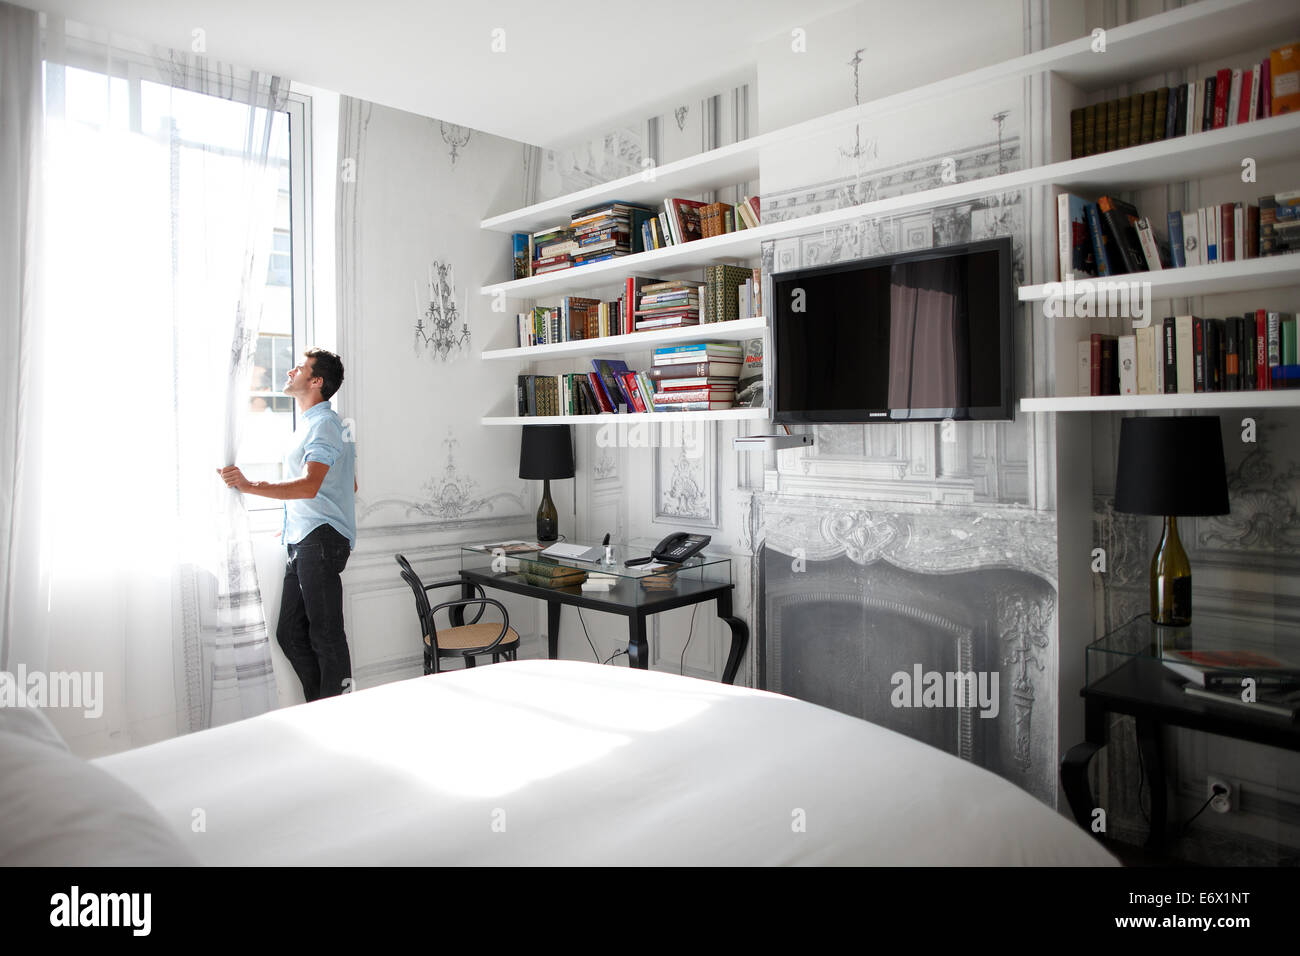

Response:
(516, 558), (587, 589)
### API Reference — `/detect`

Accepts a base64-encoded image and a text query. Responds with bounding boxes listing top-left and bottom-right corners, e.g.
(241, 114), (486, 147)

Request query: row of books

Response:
(510, 196), (763, 280)
(1057, 190), (1297, 279)
(513, 270), (764, 348)
(1067, 42), (1298, 161)
(514, 344), (744, 416)
(516, 296), (619, 347)
(1075, 311), (1300, 396)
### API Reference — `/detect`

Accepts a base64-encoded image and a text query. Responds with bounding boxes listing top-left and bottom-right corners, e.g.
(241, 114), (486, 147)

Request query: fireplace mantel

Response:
(750, 492), (1058, 587)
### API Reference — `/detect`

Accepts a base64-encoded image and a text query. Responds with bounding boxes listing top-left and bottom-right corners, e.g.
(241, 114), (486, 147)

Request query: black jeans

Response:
(277, 523), (352, 702)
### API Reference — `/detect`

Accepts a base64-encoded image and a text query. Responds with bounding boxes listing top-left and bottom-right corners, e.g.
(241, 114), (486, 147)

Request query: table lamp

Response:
(519, 424), (574, 543)
(1114, 415), (1229, 626)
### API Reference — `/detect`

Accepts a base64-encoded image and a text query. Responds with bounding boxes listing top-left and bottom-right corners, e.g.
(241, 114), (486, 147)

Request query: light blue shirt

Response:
(282, 400), (356, 549)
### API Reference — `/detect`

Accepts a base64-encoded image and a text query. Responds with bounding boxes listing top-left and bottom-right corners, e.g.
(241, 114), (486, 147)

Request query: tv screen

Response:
(771, 237), (1015, 423)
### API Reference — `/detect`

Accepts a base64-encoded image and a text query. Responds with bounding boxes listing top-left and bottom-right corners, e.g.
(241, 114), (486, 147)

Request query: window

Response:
(43, 48), (311, 509)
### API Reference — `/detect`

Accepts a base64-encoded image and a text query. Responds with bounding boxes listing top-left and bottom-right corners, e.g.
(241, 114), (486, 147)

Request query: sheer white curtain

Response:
(3, 12), (289, 754)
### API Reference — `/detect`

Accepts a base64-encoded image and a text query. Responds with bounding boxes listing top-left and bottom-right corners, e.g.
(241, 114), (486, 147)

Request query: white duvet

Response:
(95, 660), (1116, 866)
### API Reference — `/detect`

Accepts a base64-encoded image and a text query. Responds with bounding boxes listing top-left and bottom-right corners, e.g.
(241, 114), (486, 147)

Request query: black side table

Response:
(1062, 627), (1300, 849)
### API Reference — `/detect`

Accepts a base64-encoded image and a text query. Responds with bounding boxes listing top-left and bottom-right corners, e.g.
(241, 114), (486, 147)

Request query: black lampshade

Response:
(1114, 416), (1229, 517)
(519, 424), (574, 480)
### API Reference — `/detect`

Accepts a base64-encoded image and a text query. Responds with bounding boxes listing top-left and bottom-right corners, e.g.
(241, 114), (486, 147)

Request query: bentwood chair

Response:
(395, 554), (520, 674)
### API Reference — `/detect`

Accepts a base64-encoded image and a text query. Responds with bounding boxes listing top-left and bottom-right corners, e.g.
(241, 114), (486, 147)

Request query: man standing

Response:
(219, 348), (357, 702)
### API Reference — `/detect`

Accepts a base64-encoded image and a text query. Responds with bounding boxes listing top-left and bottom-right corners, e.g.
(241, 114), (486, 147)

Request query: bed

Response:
(76, 660), (1116, 866)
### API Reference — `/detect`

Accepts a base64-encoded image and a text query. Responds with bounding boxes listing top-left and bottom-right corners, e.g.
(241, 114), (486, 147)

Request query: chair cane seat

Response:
(425, 623), (521, 652)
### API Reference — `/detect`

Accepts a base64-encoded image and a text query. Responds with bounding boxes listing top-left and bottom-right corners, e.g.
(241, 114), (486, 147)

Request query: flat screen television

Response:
(770, 237), (1015, 423)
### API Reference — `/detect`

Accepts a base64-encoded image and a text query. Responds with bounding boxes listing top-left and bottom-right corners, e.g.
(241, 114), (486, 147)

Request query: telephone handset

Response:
(625, 532), (712, 567)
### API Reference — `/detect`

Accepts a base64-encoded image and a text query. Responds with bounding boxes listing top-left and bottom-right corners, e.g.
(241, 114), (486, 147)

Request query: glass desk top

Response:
(460, 540), (733, 608)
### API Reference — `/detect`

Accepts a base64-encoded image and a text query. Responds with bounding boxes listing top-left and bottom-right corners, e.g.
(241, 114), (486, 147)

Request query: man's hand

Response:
(218, 465), (253, 492)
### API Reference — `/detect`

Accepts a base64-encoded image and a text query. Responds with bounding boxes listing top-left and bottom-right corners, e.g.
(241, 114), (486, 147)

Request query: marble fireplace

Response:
(753, 493), (1060, 804)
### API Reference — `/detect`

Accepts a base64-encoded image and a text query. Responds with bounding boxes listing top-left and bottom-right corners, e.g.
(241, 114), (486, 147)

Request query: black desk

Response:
(1062, 653), (1300, 848)
(457, 552), (749, 684)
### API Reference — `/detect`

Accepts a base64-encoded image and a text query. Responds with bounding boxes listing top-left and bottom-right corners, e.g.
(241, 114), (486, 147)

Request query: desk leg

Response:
(1060, 697), (1106, 837)
(627, 614), (649, 670)
(716, 590), (748, 686)
(1136, 718), (1167, 849)
(547, 601), (561, 661)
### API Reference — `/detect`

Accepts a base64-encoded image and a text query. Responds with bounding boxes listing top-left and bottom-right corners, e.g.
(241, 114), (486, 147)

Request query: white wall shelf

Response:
(483, 407), (771, 426)
(1019, 257), (1300, 303)
(483, 112), (1300, 298)
(1021, 392), (1300, 412)
(480, 0), (1300, 238)
(483, 317), (766, 362)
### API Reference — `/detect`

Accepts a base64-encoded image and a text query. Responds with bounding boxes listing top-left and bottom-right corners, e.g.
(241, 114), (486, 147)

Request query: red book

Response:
(1213, 68), (1231, 128)
(1257, 309), (1269, 390)
(586, 371), (614, 412)
(1237, 70), (1255, 125)
(621, 372), (648, 413)
(1220, 203), (1235, 262)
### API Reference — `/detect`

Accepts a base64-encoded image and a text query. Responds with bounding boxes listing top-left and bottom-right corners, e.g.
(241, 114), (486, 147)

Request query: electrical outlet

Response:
(1207, 777), (1232, 814)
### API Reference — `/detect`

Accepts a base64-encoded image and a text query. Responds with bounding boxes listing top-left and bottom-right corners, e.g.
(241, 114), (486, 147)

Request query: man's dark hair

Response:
(305, 348), (344, 400)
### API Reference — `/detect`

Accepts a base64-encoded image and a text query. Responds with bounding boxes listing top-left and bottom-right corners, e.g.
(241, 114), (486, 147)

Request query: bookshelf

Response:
(480, 0), (1300, 423)
(483, 112), (1300, 299)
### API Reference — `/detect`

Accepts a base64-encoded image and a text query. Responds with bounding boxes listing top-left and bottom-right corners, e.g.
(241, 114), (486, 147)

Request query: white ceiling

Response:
(16, 0), (862, 146)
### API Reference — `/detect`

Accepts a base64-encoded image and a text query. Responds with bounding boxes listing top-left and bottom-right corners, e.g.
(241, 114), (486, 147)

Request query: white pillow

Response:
(0, 730), (199, 866)
(0, 696), (69, 752)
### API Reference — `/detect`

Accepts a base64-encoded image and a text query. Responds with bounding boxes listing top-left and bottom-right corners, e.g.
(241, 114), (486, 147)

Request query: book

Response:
(1139, 89), (1156, 144)
(1083, 103), (1097, 155)
(1098, 195), (1146, 273)
(1058, 193), (1096, 278)
(1256, 310), (1269, 390)
(1162, 317), (1178, 392)
(1166, 210), (1186, 268)
(1175, 315), (1195, 394)
(654, 342), (743, 359)
(1226, 68), (1242, 126)
(1213, 67), (1231, 128)
(1085, 202), (1116, 275)
(735, 338), (765, 408)
(1077, 340), (1092, 397)
(1284, 314), (1299, 365)
(663, 198), (709, 244)
(1192, 317), (1206, 392)
(1118, 334), (1137, 395)
(1271, 42), (1300, 115)
(649, 360), (741, 379)
(1091, 333), (1117, 396)
(1202, 75), (1217, 131)
(1262, 54), (1273, 117)
(1182, 210), (1202, 266)
(653, 388), (736, 404)
(1136, 325), (1158, 395)
(1135, 217), (1163, 271)
(1155, 86), (1171, 140)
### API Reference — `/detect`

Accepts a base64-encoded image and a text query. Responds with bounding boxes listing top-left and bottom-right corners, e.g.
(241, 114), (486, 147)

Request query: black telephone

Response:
(626, 533), (711, 567)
